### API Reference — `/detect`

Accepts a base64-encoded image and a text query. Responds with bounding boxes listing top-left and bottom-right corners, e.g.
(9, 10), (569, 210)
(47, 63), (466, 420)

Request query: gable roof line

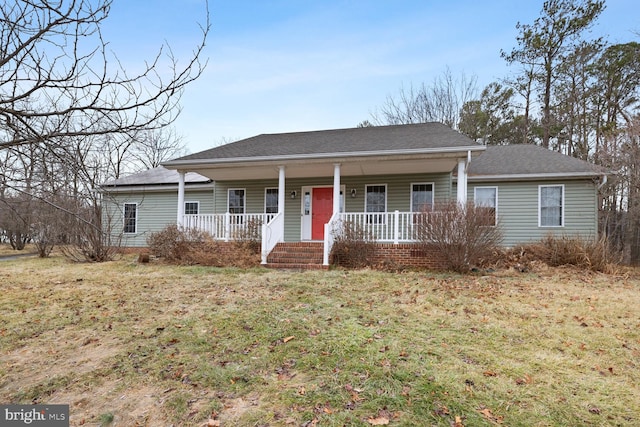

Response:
(164, 145), (485, 168)
(99, 182), (215, 193)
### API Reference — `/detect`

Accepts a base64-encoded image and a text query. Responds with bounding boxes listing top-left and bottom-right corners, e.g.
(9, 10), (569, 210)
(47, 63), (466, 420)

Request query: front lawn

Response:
(1, 254), (638, 426)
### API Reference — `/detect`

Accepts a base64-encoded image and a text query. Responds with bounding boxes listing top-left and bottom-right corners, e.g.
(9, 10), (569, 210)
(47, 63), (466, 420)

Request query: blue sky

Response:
(104, 1), (638, 154)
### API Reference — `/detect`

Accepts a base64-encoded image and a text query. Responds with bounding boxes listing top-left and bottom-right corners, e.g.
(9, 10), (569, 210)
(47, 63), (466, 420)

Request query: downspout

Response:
(596, 173), (608, 241)
(177, 171), (185, 227)
(456, 155), (468, 205)
(597, 173), (607, 189)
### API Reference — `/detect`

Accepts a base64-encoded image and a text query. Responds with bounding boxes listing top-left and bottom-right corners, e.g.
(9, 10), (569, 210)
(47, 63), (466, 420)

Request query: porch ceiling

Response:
(183, 154), (465, 181)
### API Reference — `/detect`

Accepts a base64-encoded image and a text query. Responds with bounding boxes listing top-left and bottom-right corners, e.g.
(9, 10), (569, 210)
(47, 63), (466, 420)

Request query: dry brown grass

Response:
(0, 243), (36, 256)
(1, 254), (639, 426)
(488, 235), (621, 274)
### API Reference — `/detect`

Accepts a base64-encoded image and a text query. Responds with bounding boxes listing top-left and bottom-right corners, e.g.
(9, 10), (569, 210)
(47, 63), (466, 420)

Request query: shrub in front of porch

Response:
(415, 201), (503, 273)
(147, 224), (260, 267)
(330, 220), (377, 268)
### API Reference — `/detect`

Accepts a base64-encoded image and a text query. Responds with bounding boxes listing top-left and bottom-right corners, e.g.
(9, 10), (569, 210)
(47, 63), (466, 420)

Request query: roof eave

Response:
(462, 171), (605, 182)
(163, 145), (485, 169)
(99, 181), (215, 193)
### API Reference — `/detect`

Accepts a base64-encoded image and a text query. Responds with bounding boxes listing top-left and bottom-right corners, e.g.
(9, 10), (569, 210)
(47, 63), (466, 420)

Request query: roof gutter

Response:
(458, 171), (605, 182)
(99, 181), (215, 193)
(163, 145), (486, 169)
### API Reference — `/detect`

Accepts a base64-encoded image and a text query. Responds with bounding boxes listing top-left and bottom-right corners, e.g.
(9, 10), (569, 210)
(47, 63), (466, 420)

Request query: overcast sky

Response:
(103, 0), (639, 154)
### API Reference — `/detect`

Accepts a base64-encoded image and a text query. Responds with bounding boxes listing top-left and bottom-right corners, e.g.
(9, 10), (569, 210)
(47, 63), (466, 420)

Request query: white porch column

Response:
(456, 159), (467, 205)
(333, 163), (341, 214)
(278, 166), (286, 214)
(177, 170), (185, 226)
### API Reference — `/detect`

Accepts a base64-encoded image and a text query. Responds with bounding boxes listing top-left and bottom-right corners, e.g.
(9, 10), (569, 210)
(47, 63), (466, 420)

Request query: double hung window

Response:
(539, 185), (564, 227)
(123, 203), (137, 234)
(365, 185), (386, 224)
(474, 187), (497, 226)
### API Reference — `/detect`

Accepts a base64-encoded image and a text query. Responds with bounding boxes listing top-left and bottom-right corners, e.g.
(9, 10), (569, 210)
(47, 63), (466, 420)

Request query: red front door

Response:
(312, 187), (333, 240)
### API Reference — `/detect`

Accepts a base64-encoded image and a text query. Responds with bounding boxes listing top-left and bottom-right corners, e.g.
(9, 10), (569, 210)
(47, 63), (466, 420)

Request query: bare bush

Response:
(0, 195), (32, 250)
(523, 234), (619, 273)
(231, 217), (263, 255)
(330, 220), (377, 268)
(147, 225), (260, 267)
(59, 203), (121, 262)
(147, 224), (207, 262)
(415, 201), (503, 272)
(187, 239), (261, 268)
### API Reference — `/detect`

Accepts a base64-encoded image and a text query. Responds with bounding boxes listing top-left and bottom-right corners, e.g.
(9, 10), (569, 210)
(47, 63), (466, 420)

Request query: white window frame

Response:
(474, 186), (498, 226)
(264, 188), (278, 214)
(184, 201), (200, 215)
(123, 203), (138, 234)
(365, 184), (387, 224)
(539, 184), (564, 227)
(227, 188), (246, 214)
(410, 182), (435, 212)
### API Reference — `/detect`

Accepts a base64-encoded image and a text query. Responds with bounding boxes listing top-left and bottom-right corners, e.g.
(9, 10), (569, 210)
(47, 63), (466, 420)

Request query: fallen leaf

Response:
(433, 404), (449, 417)
(588, 405), (601, 414)
(453, 415), (465, 427)
(478, 407), (503, 423)
(283, 336), (295, 343)
(479, 408), (493, 418)
(515, 374), (533, 385)
(207, 419), (220, 427)
(367, 416), (389, 425)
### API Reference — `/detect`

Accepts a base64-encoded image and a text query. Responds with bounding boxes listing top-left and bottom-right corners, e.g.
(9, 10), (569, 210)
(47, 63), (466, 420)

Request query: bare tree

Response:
(371, 68), (478, 129)
(130, 127), (188, 170)
(0, 0), (209, 259)
(0, 0), (209, 151)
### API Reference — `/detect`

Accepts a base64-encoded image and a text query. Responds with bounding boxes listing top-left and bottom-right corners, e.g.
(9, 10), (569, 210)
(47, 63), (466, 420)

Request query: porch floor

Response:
(265, 242), (328, 270)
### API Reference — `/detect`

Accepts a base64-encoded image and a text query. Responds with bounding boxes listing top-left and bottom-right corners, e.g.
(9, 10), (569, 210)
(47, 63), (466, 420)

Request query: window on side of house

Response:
(228, 189), (245, 214)
(123, 203), (137, 234)
(184, 201), (199, 215)
(365, 184), (386, 224)
(474, 187), (497, 226)
(539, 185), (564, 227)
(265, 188), (278, 214)
(411, 183), (434, 212)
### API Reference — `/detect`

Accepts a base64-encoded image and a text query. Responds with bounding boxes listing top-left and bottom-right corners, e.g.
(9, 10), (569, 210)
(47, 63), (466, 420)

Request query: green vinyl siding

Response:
(214, 172), (452, 242)
(104, 188), (214, 247)
(466, 180), (598, 247)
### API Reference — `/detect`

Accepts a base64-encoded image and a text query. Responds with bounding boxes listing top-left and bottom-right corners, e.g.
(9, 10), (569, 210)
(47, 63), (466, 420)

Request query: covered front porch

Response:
(173, 152), (474, 266)
(180, 209), (441, 265)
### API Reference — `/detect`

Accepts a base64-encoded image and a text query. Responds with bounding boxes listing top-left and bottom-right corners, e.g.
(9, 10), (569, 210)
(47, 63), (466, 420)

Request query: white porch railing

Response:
(323, 212), (341, 266)
(337, 211), (425, 243)
(182, 213), (275, 241)
(261, 212), (284, 264)
(184, 211), (429, 266)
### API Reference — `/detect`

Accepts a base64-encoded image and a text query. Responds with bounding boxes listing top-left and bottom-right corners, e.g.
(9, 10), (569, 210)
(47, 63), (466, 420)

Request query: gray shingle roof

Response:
(168, 122), (479, 163)
(468, 144), (604, 177)
(101, 166), (210, 187)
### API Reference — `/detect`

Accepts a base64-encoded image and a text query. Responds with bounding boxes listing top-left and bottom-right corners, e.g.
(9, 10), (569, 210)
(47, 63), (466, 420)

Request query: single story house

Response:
(101, 123), (606, 268)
